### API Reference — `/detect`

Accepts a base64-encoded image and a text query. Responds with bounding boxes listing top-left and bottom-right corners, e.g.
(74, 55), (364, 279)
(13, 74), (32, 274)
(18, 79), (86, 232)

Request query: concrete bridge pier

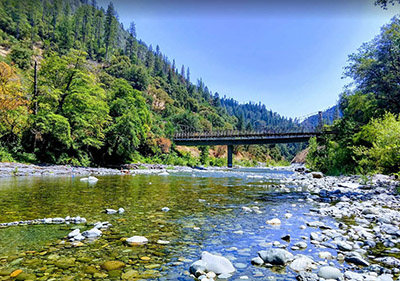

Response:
(227, 145), (233, 168)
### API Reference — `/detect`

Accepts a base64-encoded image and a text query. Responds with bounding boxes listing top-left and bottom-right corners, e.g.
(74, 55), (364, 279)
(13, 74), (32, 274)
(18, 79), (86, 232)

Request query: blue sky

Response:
(98, 0), (399, 119)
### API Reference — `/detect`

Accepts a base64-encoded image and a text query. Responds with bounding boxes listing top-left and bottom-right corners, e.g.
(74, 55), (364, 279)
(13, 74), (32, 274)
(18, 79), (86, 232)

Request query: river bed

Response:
(0, 167), (399, 280)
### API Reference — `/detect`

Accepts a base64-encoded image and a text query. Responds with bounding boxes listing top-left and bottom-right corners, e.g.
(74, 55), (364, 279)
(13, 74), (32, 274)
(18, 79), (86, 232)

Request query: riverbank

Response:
(0, 162), (192, 178)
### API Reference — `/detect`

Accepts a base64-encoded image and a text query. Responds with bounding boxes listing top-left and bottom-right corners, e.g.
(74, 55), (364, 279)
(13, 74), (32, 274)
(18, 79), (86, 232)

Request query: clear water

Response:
(0, 168), (337, 280)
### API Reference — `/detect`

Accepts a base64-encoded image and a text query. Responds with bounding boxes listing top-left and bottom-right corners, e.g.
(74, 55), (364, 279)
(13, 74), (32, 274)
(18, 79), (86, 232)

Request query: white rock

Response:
(118, 208), (125, 214)
(106, 209), (117, 214)
(319, 251), (333, 259)
(67, 229), (80, 238)
(266, 218), (281, 225)
(73, 233), (85, 241)
(162, 207), (170, 212)
(289, 256), (316, 272)
(201, 251), (236, 275)
(126, 236), (148, 245)
(157, 240), (170, 245)
(284, 213), (293, 219)
(159, 171), (169, 176)
(82, 228), (102, 238)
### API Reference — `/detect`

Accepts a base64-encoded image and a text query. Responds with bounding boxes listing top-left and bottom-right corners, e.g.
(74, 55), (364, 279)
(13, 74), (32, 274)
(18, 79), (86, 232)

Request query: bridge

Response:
(173, 129), (330, 168)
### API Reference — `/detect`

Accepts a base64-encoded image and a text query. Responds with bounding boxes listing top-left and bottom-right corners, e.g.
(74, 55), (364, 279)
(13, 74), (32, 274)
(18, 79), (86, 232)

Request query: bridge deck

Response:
(174, 131), (323, 146)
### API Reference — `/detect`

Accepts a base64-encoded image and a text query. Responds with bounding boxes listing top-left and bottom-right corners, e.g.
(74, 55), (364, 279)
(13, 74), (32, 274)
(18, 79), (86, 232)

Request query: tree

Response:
(104, 79), (150, 163)
(104, 2), (117, 60)
(9, 43), (33, 70)
(0, 62), (30, 143)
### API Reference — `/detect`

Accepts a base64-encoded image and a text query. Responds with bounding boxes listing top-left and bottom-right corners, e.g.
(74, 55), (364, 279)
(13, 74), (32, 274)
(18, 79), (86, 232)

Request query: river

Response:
(0, 167), (397, 280)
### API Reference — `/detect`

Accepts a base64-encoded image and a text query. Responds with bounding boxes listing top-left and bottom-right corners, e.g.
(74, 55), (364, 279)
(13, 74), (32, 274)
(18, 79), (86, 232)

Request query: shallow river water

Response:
(0, 168), (338, 280)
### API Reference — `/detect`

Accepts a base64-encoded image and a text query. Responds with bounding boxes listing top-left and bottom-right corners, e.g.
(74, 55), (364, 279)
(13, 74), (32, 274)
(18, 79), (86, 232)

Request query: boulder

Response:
(289, 256), (315, 272)
(317, 266), (342, 280)
(200, 251), (235, 275)
(189, 260), (207, 275)
(258, 248), (293, 265)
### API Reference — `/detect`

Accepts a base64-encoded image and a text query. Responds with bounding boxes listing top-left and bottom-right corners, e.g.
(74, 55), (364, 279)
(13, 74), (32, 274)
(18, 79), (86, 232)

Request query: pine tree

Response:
(104, 2), (117, 60)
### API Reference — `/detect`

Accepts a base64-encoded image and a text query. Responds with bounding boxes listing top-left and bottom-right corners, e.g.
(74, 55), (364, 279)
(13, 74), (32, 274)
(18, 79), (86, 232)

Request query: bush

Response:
(9, 43), (32, 69)
(354, 112), (400, 174)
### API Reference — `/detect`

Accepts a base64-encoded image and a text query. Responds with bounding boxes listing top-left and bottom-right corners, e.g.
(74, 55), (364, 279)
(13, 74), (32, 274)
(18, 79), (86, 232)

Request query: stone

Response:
(251, 257), (264, 265)
(374, 257), (400, 267)
(105, 209), (117, 214)
(101, 261), (125, 271)
(344, 271), (364, 281)
(376, 274), (394, 281)
(266, 218), (281, 225)
(55, 258), (76, 269)
(118, 208), (125, 214)
(189, 260), (207, 275)
(258, 248), (294, 265)
(121, 270), (138, 280)
(126, 236), (148, 245)
(336, 241), (352, 251)
(318, 252), (333, 259)
(317, 266), (342, 280)
(345, 255), (370, 267)
(201, 251), (235, 275)
(157, 240), (170, 245)
(311, 172), (323, 179)
(67, 229), (80, 238)
(82, 228), (102, 238)
(10, 270), (23, 278)
(281, 234), (291, 242)
(296, 271), (319, 281)
(162, 207), (170, 212)
(293, 242), (307, 249)
(289, 256), (315, 272)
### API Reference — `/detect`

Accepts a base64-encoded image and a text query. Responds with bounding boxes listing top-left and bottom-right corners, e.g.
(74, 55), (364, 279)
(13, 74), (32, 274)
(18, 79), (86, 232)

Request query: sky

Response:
(97, 0), (399, 119)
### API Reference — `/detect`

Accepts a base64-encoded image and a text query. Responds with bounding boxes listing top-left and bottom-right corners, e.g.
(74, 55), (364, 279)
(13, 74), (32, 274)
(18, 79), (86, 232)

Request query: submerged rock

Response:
(80, 176), (98, 183)
(101, 261), (125, 271)
(126, 236), (148, 245)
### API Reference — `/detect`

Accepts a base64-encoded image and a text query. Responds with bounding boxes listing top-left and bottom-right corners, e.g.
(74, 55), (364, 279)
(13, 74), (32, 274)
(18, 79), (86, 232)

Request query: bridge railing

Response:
(173, 129), (327, 140)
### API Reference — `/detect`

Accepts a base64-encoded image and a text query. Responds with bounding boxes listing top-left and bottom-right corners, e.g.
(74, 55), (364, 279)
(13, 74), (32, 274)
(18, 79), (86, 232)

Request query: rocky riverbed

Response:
(0, 165), (399, 280)
(246, 170), (400, 281)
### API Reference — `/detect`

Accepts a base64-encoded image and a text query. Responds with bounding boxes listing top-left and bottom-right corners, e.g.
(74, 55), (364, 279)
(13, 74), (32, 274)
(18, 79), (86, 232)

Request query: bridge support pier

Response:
(227, 145), (233, 168)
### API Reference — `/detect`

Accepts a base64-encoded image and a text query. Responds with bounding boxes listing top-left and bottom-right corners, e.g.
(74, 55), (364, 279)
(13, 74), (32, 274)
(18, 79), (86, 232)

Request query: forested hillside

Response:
(0, 0), (302, 166)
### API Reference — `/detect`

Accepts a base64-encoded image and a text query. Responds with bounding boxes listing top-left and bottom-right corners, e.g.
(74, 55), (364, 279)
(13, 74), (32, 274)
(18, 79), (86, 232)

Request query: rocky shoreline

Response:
(187, 169), (400, 281)
(249, 170), (400, 281)
(0, 162), (191, 178)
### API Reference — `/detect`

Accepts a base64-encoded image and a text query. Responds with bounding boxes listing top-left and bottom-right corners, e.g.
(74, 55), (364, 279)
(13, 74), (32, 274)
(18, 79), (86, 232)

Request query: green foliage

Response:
(354, 113), (400, 174)
(0, 144), (14, 162)
(9, 43), (32, 69)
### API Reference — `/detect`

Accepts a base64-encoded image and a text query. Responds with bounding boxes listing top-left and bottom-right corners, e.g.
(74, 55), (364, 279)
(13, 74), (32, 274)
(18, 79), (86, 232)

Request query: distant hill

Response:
(301, 105), (342, 130)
